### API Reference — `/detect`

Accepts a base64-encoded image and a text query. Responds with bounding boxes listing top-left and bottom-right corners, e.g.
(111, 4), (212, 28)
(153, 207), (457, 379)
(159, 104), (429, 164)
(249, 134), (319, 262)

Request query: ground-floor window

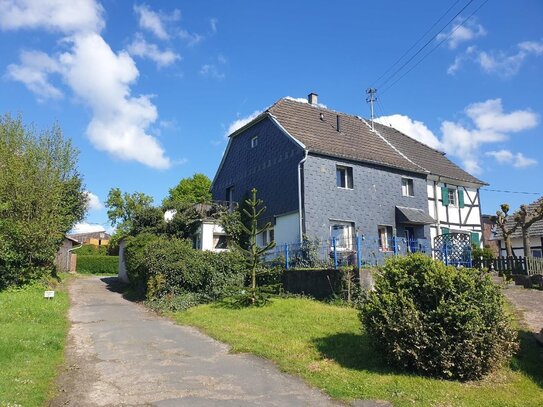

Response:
(532, 248), (542, 258)
(330, 221), (354, 249)
(378, 225), (393, 251)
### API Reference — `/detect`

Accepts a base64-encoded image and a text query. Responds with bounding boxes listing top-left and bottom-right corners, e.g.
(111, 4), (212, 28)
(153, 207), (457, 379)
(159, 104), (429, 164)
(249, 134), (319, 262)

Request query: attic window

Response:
(251, 136), (258, 148)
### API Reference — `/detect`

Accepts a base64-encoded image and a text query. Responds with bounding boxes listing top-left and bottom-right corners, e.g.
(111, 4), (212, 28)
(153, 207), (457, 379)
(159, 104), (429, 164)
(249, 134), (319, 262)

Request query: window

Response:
(213, 234), (228, 250)
(251, 136), (258, 148)
(226, 186), (234, 203)
(330, 221), (354, 249)
(448, 188), (457, 206)
(262, 229), (274, 246)
(532, 248), (542, 258)
(336, 165), (353, 189)
(378, 225), (393, 251)
(401, 178), (414, 197)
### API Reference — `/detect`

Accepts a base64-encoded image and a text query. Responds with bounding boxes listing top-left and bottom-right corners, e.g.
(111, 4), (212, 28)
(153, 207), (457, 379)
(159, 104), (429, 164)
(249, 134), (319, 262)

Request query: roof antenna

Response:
(366, 88), (377, 130)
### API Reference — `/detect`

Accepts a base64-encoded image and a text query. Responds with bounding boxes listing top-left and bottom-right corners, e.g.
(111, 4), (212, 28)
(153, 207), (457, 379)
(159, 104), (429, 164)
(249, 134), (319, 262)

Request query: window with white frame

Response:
(251, 136), (258, 148)
(213, 234), (228, 249)
(262, 228), (274, 246)
(330, 221), (354, 249)
(401, 178), (414, 197)
(378, 225), (393, 251)
(448, 188), (457, 206)
(336, 165), (353, 189)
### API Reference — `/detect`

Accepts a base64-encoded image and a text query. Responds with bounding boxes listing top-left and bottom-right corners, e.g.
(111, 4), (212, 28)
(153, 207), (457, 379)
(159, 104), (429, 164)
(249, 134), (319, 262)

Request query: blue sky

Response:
(1, 0), (542, 233)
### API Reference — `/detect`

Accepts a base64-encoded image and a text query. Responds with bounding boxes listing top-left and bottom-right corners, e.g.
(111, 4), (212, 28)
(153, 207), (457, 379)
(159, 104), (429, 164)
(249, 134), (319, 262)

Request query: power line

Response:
(481, 188), (542, 196)
(374, 0), (476, 91)
(371, 0), (463, 88)
(380, 0), (489, 95)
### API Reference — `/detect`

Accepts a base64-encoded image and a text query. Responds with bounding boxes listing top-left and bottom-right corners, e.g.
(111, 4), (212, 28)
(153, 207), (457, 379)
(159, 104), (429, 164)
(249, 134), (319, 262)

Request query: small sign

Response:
(44, 290), (55, 299)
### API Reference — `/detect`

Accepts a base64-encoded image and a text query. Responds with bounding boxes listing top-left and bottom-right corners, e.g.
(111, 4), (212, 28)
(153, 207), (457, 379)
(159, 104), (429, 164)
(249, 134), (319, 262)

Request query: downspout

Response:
(298, 150), (309, 243)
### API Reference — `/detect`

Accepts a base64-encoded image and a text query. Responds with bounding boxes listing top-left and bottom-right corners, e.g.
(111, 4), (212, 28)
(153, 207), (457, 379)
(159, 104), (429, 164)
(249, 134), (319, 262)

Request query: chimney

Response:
(336, 115), (340, 132)
(308, 92), (318, 105)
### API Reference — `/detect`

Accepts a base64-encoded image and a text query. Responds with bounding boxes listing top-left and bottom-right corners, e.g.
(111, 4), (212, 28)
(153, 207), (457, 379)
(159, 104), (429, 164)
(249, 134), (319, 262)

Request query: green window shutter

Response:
(441, 187), (449, 206)
(458, 190), (465, 208)
(441, 227), (449, 235)
(470, 232), (480, 246)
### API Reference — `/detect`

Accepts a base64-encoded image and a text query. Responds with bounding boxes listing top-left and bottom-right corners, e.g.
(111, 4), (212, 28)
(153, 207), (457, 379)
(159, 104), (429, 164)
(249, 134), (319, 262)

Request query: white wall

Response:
(274, 212), (300, 245)
(200, 221), (227, 252)
(427, 180), (483, 249)
(118, 239), (129, 283)
(498, 236), (543, 257)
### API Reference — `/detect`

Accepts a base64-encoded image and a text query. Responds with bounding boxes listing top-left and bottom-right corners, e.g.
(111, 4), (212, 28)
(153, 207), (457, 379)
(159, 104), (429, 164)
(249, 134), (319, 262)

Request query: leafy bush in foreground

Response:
(360, 253), (518, 380)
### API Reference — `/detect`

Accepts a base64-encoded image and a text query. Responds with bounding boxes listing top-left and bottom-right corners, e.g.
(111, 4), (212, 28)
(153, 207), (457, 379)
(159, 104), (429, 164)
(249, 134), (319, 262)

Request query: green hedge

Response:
(74, 244), (108, 256)
(76, 255), (118, 275)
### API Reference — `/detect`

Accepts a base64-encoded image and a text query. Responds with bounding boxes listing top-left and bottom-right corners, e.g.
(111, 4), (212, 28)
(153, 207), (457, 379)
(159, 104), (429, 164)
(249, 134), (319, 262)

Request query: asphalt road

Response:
(49, 276), (341, 407)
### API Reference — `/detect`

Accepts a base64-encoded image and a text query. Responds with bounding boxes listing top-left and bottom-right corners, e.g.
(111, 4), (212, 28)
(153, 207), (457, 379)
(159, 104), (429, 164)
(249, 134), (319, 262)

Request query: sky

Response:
(0, 0), (542, 234)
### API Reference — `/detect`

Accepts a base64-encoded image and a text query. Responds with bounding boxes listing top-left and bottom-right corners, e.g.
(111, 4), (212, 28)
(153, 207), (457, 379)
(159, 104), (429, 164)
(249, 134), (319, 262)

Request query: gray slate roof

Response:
(259, 98), (485, 185)
(494, 196), (543, 239)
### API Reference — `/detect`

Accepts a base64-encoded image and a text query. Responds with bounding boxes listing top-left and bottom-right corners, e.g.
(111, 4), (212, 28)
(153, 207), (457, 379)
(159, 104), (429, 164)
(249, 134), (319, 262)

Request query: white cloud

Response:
(448, 40), (543, 77)
(179, 29), (203, 46)
(134, 3), (170, 40)
(486, 150), (537, 168)
(0, 0), (104, 33)
(199, 64), (224, 80)
(127, 35), (180, 68)
(210, 18), (218, 34)
(377, 98), (539, 174)
(226, 110), (261, 137)
(71, 222), (106, 234)
(4, 0), (172, 169)
(374, 114), (442, 150)
(6, 50), (63, 100)
(437, 18), (486, 49)
(85, 191), (103, 211)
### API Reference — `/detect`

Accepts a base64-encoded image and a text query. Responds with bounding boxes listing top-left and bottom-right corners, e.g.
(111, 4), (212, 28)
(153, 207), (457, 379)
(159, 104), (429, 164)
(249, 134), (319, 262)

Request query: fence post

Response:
(356, 236), (362, 269)
(332, 237), (338, 270)
(285, 244), (289, 270)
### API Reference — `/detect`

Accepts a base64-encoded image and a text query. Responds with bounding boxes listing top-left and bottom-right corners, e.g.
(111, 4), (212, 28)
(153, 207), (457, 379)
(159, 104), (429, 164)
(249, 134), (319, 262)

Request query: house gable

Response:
(211, 116), (305, 223)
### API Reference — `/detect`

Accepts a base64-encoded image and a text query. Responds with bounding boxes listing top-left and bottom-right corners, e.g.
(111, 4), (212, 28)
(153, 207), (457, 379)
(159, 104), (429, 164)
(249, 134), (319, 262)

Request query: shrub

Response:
(360, 253), (518, 380)
(124, 233), (158, 287)
(144, 236), (246, 301)
(76, 255), (118, 274)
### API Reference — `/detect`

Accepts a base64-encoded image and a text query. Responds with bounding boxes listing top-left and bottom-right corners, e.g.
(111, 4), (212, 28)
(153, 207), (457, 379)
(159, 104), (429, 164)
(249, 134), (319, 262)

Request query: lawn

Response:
(173, 298), (543, 407)
(0, 279), (70, 407)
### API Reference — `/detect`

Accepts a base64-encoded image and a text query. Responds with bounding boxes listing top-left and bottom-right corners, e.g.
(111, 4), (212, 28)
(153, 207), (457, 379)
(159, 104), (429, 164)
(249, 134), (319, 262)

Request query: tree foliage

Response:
(493, 203), (518, 256)
(105, 187), (153, 234)
(163, 173), (212, 208)
(0, 114), (86, 289)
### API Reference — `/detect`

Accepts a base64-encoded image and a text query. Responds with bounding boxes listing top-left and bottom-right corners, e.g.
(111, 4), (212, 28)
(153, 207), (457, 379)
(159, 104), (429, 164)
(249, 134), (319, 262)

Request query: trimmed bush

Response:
(124, 233), (159, 287)
(360, 253), (518, 380)
(144, 237), (246, 300)
(77, 255), (118, 275)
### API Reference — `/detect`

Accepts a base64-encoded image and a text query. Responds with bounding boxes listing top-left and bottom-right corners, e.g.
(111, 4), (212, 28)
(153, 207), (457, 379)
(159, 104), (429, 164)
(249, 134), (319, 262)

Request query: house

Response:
(494, 196), (543, 257)
(211, 93), (486, 252)
(68, 231), (110, 246)
(481, 214), (500, 256)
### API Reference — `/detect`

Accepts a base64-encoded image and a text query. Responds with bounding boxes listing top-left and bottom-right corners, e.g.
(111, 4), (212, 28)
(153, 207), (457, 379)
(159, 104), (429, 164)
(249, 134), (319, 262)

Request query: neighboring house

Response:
(494, 197), (543, 257)
(189, 203), (229, 252)
(55, 236), (80, 272)
(481, 214), (500, 256)
(68, 231), (110, 246)
(211, 93), (486, 251)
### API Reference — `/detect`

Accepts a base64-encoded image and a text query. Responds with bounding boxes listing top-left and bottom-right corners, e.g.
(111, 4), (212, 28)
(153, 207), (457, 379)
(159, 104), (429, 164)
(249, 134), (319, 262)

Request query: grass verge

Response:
(0, 278), (70, 407)
(172, 298), (543, 407)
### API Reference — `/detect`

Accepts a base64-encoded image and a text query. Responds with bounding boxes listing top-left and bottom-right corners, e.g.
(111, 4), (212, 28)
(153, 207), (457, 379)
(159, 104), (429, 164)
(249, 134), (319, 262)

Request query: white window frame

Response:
(378, 225), (393, 252)
(330, 221), (354, 250)
(401, 177), (414, 197)
(336, 165), (353, 189)
(262, 228), (274, 246)
(448, 188), (457, 206)
(251, 136), (258, 148)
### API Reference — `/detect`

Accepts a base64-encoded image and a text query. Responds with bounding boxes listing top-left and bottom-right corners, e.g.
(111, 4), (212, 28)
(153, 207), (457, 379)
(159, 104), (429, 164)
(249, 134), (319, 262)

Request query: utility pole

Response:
(366, 88), (377, 130)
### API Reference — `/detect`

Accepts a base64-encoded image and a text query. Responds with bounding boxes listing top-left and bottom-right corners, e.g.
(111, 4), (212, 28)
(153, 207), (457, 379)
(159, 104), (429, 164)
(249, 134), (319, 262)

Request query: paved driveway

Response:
(49, 277), (340, 407)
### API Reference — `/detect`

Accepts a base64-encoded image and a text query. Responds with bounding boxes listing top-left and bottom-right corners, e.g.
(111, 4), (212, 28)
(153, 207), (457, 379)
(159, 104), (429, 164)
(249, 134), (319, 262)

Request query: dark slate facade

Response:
(302, 154), (430, 240)
(211, 117), (305, 224)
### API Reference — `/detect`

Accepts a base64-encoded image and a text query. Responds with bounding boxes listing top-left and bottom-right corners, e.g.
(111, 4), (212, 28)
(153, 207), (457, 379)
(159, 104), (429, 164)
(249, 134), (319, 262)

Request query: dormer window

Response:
(251, 136), (258, 148)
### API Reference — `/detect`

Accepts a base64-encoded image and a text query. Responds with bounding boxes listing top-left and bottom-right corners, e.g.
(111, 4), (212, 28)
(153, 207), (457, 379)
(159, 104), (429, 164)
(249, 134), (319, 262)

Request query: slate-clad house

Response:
(211, 93), (486, 250)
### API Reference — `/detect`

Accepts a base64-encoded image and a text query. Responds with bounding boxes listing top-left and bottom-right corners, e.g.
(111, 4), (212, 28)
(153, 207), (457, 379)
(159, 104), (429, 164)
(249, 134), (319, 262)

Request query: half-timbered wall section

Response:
(427, 177), (482, 247)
